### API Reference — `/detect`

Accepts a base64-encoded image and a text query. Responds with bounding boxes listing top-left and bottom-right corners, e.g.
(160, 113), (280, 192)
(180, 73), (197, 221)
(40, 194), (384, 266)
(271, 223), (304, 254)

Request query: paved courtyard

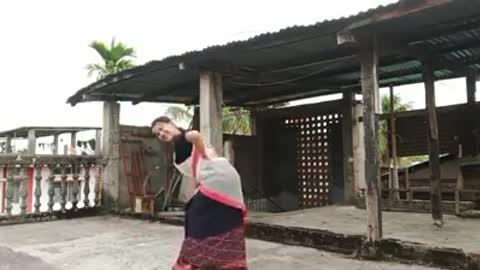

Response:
(251, 206), (480, 253)
(0, 216), (441, 270)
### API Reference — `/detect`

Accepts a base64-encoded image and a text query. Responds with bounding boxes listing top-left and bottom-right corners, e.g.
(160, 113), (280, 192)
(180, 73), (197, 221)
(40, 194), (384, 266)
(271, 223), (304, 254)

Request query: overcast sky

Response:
(0, 0), (477, 134)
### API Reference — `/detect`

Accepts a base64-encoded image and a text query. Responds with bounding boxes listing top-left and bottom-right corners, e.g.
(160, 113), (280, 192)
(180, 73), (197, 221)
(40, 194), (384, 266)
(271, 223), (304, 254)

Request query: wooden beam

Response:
(342, 90), (355, 203)
(231, 88), (342, 107)
(27, 130), (36, 155)
(338, 0), (454, 45)
(199, 71), (223, 154)
(130, 82), (197, 105)
(359, 36), (383, 241)
(423, 58), (444, 227)
(389, 85), (400, 201)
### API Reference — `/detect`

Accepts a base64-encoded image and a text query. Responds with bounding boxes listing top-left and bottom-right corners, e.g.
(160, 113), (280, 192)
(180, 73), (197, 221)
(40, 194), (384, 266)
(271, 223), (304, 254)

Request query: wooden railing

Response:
(358, 187), (480, 214)
(0, 155), (105, 218)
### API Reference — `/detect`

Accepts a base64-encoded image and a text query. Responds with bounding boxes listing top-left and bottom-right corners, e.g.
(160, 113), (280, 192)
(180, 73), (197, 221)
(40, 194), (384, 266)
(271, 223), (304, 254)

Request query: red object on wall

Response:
(27, 167), (34, 213)
(2, 167), (6, 213)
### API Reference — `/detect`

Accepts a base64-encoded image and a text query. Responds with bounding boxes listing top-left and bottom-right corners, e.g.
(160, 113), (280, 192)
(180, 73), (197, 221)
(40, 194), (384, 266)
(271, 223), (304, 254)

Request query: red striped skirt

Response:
(173, 226), (247, 269)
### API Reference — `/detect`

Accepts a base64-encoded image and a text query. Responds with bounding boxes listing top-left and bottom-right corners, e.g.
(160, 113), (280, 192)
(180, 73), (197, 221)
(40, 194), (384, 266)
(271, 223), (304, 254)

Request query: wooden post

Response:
(191, 106), (200, 131)
(95, 130), (102, 154)
(406, 168), (412, 206)
(455, 144), (463, 215)
(466, 72), (478, 156)
(423, 58), (444, 227)
(342, 90), (355, 203)
(467, 71), (477, 105)
(359, 36), (383, 241)
(199, 71), (223, 154)
(102, 101), (121, 209)
(389, 85), (400, 200)
(27, 130), (36, 155)
(5, 136), (12, 154)
(255, 113), (265, 194)
(249, 109), (257, 136)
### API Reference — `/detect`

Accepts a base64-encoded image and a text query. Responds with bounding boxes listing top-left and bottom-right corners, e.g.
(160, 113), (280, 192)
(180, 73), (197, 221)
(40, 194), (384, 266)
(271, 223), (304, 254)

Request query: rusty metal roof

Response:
(67, 0), (480, 107)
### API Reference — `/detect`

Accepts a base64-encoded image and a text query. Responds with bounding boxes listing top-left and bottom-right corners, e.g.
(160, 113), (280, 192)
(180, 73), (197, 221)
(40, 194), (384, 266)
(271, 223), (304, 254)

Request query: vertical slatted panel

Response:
(281, 112), (342, 208)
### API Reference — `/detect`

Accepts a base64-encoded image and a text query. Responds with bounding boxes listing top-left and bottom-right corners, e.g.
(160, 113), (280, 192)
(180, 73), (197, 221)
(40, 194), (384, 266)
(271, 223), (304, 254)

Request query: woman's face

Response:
(152, 122), (179, 142)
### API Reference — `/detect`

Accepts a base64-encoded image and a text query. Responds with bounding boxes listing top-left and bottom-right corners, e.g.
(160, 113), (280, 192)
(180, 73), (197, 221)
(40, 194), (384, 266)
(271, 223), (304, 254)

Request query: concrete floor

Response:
(250, 206), (480, 253)
(0, 216), (439, 270)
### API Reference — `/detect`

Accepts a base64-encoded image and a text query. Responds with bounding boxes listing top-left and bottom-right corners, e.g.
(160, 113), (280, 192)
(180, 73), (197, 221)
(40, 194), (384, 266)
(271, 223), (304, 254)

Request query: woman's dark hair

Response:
(151, 116), (174, 129)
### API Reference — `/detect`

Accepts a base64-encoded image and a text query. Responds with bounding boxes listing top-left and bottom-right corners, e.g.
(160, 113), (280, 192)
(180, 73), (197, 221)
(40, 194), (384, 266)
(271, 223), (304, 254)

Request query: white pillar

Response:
(27, 130), (36, 155)
(102, 101), (121, 209)
(95, 129), (102, 154)
(199, 71), (223, 154)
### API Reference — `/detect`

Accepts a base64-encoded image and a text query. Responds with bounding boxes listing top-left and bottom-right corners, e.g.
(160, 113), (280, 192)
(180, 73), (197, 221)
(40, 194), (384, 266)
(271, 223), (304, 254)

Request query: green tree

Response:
(165, 105), (252, 135)
(87, 38), (136, 80)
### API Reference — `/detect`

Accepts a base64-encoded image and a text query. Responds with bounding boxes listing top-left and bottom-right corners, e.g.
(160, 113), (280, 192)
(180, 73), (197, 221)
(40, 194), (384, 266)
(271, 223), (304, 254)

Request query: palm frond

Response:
(89, 41), (112, 63)
(86, 38), (137, 81)
(164, 106), (194, 123)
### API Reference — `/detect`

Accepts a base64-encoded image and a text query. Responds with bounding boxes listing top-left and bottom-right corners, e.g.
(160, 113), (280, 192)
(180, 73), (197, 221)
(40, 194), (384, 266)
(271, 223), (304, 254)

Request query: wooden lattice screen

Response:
(282, 113), (342, 208)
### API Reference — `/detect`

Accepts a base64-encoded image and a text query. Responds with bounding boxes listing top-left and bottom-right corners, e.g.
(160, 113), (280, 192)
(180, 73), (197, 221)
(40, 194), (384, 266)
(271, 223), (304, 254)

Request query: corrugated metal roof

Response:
(67, 0), (480, 107)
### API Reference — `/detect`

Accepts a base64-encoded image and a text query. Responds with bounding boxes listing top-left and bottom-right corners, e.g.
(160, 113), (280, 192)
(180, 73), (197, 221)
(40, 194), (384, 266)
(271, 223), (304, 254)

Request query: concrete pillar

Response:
(53, 134), (59, 155)
(352, 102), (366, 193)
(5, 136), (12, 154)
(102, 101), (121, 209)
(27, 130), (36, 155)
(70, 132), (77, 155)
(199, 71), (223, 154)
(342, 90), (355, 203)
(95, 130), (102, 154)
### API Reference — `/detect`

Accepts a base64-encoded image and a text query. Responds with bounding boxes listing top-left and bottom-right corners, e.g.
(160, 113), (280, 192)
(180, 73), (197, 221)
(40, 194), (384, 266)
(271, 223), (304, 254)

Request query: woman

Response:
(151, 116), (247, 270)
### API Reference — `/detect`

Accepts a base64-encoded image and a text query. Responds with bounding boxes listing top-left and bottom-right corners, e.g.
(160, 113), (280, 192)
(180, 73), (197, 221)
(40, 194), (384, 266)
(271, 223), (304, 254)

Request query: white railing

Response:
(0, 155), (104, 217)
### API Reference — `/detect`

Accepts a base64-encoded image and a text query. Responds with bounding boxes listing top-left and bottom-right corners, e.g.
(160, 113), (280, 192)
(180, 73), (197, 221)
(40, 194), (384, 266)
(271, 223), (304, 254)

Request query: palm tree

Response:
(222, 107), (251, 135)
(165, 105), (252, 135)
(164, 105), (195, 128)
(87, 38), (136, 80)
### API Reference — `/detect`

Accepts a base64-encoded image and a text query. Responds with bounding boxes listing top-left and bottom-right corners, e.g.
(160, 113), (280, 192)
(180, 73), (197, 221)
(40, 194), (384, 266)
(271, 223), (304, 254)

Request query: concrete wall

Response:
(118, 125), (172, 210)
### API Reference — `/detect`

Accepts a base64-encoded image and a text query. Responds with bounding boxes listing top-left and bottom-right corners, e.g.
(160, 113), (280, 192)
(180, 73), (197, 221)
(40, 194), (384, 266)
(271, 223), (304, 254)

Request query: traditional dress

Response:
(172, 132), (247, 270)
